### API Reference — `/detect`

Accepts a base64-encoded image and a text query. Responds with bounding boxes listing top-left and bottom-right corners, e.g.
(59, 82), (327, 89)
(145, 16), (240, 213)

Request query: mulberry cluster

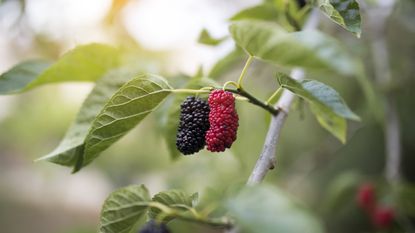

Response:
(139, 220), (170, 233)
(176, 96), (210, 155)
(356, 183), (395, 229)
(205, 90), (239, 152)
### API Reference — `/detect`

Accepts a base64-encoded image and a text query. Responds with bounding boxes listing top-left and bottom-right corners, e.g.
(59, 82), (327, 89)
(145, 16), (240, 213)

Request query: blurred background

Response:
(0, 0), (414, 233)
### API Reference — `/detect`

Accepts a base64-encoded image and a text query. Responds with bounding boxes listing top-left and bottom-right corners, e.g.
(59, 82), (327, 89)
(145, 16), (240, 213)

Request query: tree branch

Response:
(366, 0), (401, 184)
(247, 9), (320, 185)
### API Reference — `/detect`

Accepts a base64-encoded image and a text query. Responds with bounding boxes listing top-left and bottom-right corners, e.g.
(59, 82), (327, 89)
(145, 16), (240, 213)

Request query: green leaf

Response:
(277, 73), (359, 142)
(226, 185), (324, 233)
(229, 20), (355, 76)
(36, 68), (138, 168)
(0, 43), (120, 94)
(99, 185), (151, 233)
(310, 105), (347, 142)
(0, 60), (52, 94)
(149, 190), (195, 221)
(37, 72), (172, 172)
(313, 0), (362, 37)
(163, 77), (218, 159)
(198, 29), (226, 46)
(230, 3), (280, 21)
(82, 74), (171, 168)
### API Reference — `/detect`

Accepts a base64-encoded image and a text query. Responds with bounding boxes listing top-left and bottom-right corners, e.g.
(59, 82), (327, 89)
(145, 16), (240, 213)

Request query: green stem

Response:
(171, 86), (278, 115)
(226, 88), (279, 115)
(171, 89), (211, 94)
(148, 202), (231, 228)
(237, 55), (254, 88)
(223, 81), (239, 90)
(265, 87), (282, 105)
(148, 202), (175, 215)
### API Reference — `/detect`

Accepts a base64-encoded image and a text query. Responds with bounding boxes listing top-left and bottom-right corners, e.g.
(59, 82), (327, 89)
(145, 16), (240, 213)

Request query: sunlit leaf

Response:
(313, 0), (361, 37)
(229, 20), (355, 76)
(36, 68), (138, 168)
(99, 185), (151, 233)
(0, 43), (120, 94)
(226, 184), (324, 233)
(277, 73), (359, 142)
(0, 60), (51, 94)
(37, 73), (172, 172)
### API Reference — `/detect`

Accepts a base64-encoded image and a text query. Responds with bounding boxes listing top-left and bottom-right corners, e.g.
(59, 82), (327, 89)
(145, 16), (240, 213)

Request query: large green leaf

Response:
(0, 60), (52, 94)
(313, 0), (361, 37)
(226, 185), (324, 233)
(37, 72), (172, 172)
(277, 73), (359, 142)
(148, 190), (196, 221)
(0, 43), (120, 94)
(229, 20), (355, 76)
(100, 185), (151, 233)
(82, 74), (172, 167)
(36, 68), (138, 168)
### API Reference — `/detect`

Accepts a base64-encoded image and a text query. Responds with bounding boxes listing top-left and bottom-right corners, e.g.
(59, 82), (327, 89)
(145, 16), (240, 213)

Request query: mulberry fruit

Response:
(356, 183), (376, 212)
(139, 220), (170, 233)
(176, 96), (210, 155)
(373, 207), (394, 229)
(205, 90), (239, 152)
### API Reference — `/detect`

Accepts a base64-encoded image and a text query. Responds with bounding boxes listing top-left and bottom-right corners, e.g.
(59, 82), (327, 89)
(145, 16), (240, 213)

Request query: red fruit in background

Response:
(205, 90), (239, 152)
(357, 183), (376, 212)
(372, 206), (394, 229)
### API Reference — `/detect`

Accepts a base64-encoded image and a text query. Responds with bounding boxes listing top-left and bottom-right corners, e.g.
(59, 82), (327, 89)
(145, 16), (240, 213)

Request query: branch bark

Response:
(247, 9), (320, 185)
(366, 0), (401, 184)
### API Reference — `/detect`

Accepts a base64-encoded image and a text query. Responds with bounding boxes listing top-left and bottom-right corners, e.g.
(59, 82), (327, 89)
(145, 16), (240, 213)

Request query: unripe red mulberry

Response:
(205, 90), (239, 152)
(356, 183), (376, 212)
(372, 207), (394, 229)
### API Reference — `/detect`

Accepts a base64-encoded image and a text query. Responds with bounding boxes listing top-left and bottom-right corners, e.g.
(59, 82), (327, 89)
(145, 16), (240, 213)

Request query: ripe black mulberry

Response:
(139, 220), (170, 233)
(176, 96), (210, 155)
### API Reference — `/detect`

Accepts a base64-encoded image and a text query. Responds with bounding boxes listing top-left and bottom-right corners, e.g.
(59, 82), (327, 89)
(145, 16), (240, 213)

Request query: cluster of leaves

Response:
(0, 0), (363, 171)
(0, 0), (368, 232)
(99, 184), (324, 233)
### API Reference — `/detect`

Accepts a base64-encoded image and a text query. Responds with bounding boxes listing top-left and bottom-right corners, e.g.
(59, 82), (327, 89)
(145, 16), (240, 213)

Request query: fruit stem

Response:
(172, 87), (278, 115)
(265, 87), (283, 105)
(223, 81), (239, 90)
(171, 89), (211, 94)
(225, 88), (279, 115)
(148, 202), (232, 228)
(237, 55), (254, 88)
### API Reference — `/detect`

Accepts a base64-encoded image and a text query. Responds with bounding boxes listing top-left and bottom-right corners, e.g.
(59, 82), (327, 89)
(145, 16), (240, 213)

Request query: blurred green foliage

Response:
(0, 0), (415, 232)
